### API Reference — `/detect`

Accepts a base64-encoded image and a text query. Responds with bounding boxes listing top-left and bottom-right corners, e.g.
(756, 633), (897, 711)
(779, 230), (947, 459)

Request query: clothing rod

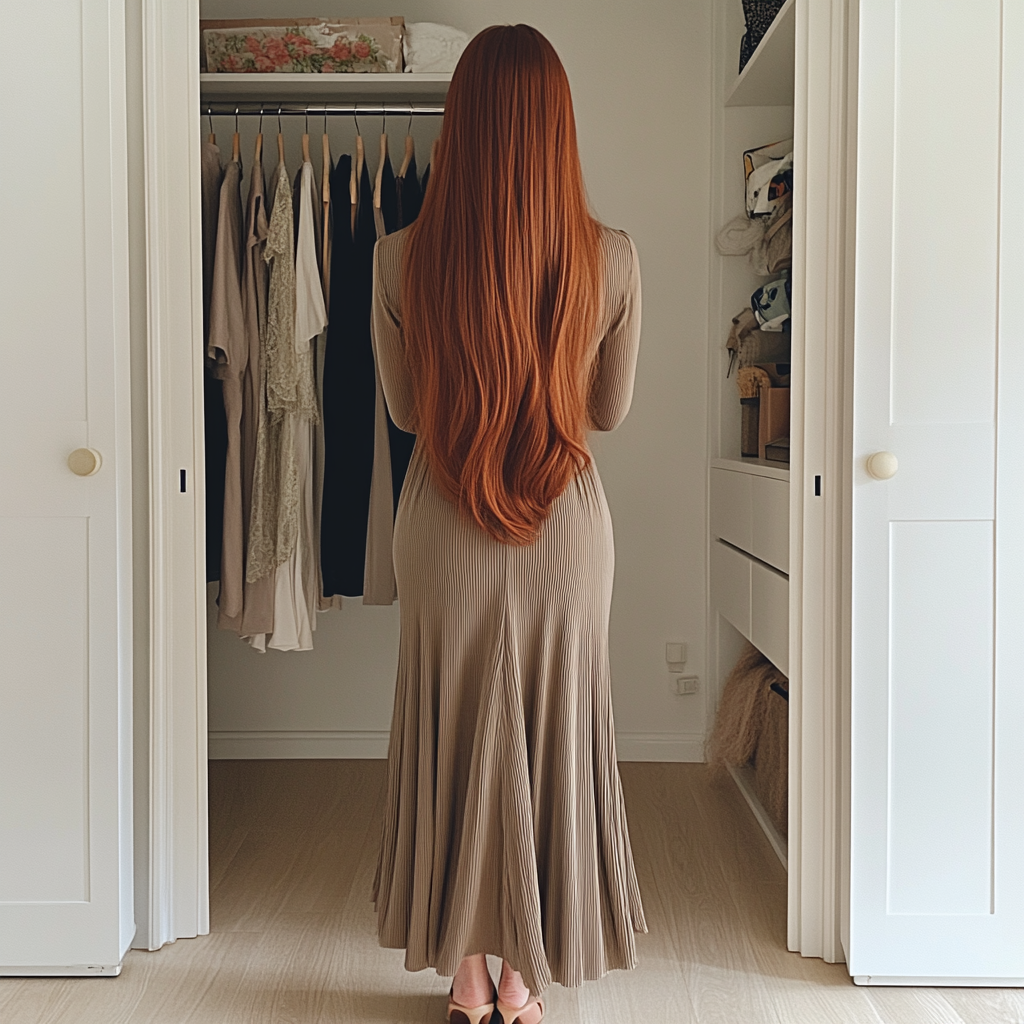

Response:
(202, 102), (445, 117)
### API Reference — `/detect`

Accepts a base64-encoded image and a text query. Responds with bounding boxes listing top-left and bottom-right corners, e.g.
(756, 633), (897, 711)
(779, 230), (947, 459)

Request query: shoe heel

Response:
(447, 1003), (495, 1024)
(495, 997), (545, 1024)
(447, 989), (496, 1024)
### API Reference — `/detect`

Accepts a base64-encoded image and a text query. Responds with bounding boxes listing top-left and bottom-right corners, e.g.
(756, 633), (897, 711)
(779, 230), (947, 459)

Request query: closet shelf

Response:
(199, 72), (452, 103)
(725, 0), (795, 108)
(712, 456), (790, 482)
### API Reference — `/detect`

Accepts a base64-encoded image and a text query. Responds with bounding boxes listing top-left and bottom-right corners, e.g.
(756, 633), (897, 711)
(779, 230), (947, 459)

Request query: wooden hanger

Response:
(373, 128), (389, 210)
(351, 111), (364, 237)
(398, 107), (415, 178)
(321, 119), (332, 305)
(254, 108), (263, 163)
(276, 108), (285, 166)
(231, 108), (240, 161)
(321, 127), (332, 208)
(206, 109), (215, 145)
(301, 110), (311, 164)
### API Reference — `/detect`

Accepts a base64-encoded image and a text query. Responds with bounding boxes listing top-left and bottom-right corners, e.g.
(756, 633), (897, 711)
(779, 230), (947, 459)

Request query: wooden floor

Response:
(3, 761), (1024, 1024)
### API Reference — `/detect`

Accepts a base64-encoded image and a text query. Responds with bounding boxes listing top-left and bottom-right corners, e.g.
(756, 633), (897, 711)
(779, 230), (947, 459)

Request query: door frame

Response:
(787, 0), (858, 963)
(136, 0), (858, 959)
(136, 0), (208, 949)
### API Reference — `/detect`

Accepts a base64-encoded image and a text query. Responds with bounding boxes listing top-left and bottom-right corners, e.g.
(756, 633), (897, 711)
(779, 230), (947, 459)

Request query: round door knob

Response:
(866, 451), (898, 480)
(68, 447), (102, 477)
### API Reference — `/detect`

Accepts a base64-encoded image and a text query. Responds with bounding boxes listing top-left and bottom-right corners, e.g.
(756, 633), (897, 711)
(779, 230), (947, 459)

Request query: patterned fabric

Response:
(370, 226), (647, 996)
(247, 162), (316, 583)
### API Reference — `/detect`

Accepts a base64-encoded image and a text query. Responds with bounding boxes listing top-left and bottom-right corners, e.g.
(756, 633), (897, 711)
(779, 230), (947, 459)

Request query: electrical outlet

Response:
(672, 675), (700, 696)
(666, 642), (688, 671)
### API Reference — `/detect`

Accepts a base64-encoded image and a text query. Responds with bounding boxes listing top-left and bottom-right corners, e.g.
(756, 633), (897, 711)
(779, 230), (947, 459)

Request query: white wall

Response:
(202, 0), (715, 762)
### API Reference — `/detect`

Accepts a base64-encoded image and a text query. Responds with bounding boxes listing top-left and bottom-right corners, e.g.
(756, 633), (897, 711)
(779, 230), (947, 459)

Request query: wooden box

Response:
(758, 386), (789, 460)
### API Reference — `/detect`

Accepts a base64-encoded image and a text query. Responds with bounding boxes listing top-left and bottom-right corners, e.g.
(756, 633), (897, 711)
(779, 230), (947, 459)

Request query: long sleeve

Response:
(371, 232), (418, 432)
(589, 230), (642, 432)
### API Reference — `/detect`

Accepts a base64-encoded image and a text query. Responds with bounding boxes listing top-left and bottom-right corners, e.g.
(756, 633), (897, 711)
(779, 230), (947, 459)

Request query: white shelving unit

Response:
(711, 455), (789, 483)
(199, 72), (451, 102)
(707, 2), (797, 863)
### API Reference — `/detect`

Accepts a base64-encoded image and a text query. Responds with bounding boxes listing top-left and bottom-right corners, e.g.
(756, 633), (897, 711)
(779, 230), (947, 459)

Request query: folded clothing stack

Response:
(403, 22), (469, 73)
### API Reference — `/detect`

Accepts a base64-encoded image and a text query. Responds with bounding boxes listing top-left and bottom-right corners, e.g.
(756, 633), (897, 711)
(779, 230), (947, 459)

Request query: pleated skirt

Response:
(372, 448), (647, 996)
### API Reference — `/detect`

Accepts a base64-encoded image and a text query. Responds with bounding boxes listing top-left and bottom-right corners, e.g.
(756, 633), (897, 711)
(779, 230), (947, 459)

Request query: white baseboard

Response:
(727, 763), (788, 870)
(615, 731), (706, 762)
(208, 730), (391, 759)
(0, 963), (123, 977)
(208, 729), (707, 763)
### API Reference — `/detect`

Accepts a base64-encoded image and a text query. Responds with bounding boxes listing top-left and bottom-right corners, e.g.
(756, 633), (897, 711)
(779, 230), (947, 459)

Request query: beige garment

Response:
(219, 152), (276, 638)
(292, 158), (331, 613)
(362, 203), (400, 604)
(207, 159), (246, 619)
(201, 141), (223, 343)
(370, 226), (647, 996)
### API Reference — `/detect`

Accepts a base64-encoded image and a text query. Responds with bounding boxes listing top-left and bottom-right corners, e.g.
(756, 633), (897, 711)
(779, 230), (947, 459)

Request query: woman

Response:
(371, 25), (645, 1024)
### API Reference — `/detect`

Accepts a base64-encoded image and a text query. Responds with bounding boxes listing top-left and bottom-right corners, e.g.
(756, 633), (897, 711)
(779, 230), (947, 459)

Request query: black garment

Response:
(321, 156), (378, 598)
(739, 0), (785, 72)
(420, 160), (431, 198)
(379, 150), (399, 235)
(205, 376), (228, 582)
(396, 153), (423, 229)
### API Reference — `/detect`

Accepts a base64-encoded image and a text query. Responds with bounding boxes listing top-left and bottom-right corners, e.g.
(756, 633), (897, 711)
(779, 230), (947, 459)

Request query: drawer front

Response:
(711, 539), (752, 638)
(751, 474), (790, 573)
(710, 468), (753, 552)
(751, 560), (789, 675)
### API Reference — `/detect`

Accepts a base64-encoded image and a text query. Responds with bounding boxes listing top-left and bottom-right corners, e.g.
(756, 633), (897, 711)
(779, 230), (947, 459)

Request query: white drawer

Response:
(711, 539), (751, 639)
(751, 559), (789, 675)
(751, 475), (789, 573)
(710, 467), (790, 574)
(710, 468), (753, 552)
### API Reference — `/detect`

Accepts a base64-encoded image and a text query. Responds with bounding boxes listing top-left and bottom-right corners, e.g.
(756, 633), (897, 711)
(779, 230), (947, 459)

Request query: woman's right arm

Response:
(589, 231), (642, 432)
(371, 235), (417, 432)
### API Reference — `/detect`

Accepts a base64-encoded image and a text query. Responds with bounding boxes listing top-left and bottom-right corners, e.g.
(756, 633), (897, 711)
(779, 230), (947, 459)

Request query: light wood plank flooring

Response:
(2, 761), (1023, 1024)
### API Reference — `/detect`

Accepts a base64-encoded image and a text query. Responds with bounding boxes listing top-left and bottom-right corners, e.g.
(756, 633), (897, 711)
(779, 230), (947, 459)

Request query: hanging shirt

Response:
(208, 157), (247, 620)
(219, 150), (276, 639)
(320, 157), (376, 601)
(247, 159), (322, 652)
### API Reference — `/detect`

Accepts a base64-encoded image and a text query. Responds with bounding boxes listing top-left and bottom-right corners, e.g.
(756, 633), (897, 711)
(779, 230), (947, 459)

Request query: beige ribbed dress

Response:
(370, 225), (647, 996)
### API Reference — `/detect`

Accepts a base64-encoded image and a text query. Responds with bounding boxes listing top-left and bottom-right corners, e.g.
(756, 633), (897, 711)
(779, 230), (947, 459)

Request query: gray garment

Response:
(208, 159), (246, 619)
(201, 141), (223, 345)
(218, 152), (274, 637)
(370, 226), (647, 996)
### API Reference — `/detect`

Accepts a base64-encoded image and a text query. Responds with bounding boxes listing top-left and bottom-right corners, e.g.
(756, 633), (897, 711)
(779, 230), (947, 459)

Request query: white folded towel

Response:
(403, 22), (469, 73)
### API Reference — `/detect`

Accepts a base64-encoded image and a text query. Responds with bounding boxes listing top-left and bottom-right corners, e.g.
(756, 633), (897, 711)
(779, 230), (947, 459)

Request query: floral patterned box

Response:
(200, 18), (405, 74)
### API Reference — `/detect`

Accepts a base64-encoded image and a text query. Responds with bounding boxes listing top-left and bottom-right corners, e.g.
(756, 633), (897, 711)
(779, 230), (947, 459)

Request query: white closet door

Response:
(851, 0), (1024, 983)
(0, 0), (133, 973)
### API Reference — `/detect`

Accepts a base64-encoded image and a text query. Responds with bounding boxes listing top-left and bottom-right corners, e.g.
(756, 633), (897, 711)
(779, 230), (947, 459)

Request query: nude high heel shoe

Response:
(447, 986), (496, 1024)
(495, 995), (545, 1024)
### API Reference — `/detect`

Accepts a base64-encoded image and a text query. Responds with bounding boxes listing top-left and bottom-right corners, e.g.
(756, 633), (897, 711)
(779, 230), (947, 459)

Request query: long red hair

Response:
(402, 24), (604, 545)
